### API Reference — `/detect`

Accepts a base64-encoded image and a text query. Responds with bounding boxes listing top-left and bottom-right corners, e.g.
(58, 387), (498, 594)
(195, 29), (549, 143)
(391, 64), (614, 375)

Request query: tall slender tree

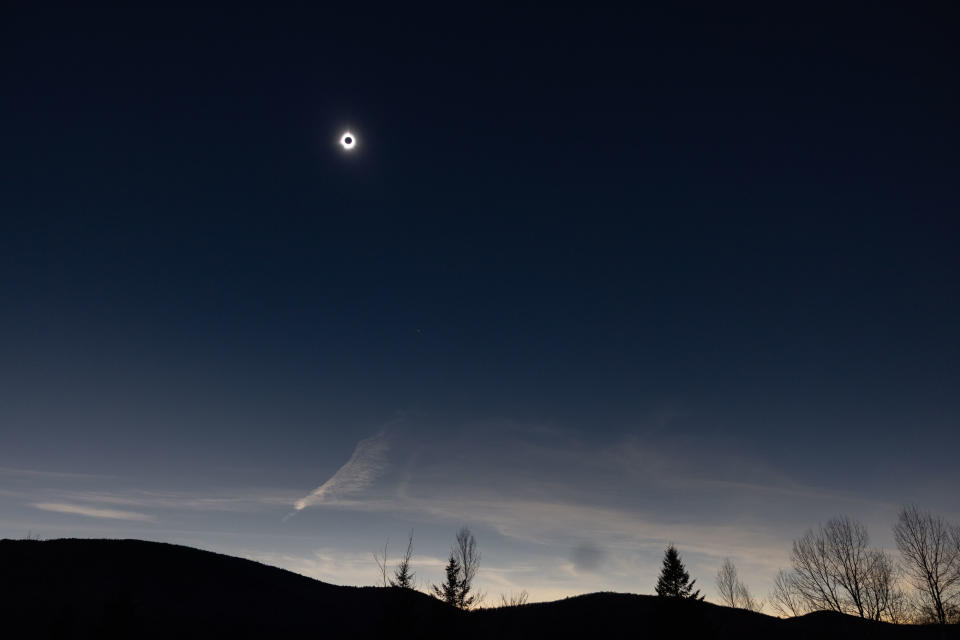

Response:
(655, 545), (704, 600)
(453, 526), (481, 609)
(391, 531), (416, 589)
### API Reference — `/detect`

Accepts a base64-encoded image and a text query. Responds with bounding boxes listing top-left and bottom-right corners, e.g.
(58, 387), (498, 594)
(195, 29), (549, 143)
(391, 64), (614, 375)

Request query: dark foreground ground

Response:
(2, 539), (958, 639)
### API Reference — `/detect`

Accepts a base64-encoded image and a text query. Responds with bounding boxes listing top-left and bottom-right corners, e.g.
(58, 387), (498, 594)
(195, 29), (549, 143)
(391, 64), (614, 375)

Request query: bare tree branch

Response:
(894, 505), (960, 624)
(499, 590), (529, 607)
(372, 538), (389, 587)
(770, 568), (807, 618)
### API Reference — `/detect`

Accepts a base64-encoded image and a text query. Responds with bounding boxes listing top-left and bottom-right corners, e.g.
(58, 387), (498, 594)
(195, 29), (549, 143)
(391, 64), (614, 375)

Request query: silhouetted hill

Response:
(2, 539), (958, 639)
(472, 592), (958, 639)
(1, 538), (454, 639)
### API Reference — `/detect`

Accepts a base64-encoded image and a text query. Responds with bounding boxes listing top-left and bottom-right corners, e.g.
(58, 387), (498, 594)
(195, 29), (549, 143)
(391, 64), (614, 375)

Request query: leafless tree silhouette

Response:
(894, 505), (960, 624)
(373, 539), (389, 587)
(453, 526), (483, 609)
(715, 558), (762, 612)
(716, 558), (738, 607)
(863, 548), (909, 623)
(499, 590), (529, 607)
(770, 568), (807, 617)
(780, 516), (901, 620)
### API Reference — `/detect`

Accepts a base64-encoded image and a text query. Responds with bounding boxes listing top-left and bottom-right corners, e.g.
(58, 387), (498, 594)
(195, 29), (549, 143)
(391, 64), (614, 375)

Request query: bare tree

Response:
(390, 530), (416, 589)
(499, 590), (529, 607)
(715, 558), (762, 612)
(864, 548), (910, 622)
(716, 558), (738, 608)
(736, 580), (763, 613)
(786, 516), (901, 621)
(453, 526), (482, 609)
(770, 569), (807, 618)
(790, 523), (850, 614)
(893, 505), (960, 625)
(827, 516), (875, 617)
(884, 590), (914, 625)
(373, 538), (390, 587)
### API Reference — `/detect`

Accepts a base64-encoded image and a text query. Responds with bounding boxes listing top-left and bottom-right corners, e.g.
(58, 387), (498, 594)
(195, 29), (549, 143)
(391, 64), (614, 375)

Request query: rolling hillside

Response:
(2, 539), (957, 639)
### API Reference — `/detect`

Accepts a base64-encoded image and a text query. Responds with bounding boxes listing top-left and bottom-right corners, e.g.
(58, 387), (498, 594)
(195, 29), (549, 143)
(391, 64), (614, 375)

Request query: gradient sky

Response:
(2, 5), (958, 604)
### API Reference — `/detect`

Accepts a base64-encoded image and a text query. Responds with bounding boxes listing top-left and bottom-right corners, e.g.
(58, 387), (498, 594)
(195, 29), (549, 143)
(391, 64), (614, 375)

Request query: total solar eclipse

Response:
(340, 132), (356, 150)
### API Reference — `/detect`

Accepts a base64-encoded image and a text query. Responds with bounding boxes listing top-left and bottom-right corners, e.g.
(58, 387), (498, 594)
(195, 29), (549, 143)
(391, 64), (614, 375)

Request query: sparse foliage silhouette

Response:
(893, 505), (960, 624)
(655, 544), (703, 600)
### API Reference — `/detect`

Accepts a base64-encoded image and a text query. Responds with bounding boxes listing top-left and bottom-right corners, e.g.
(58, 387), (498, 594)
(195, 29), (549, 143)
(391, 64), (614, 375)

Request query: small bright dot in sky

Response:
(340, 132), (356, 150)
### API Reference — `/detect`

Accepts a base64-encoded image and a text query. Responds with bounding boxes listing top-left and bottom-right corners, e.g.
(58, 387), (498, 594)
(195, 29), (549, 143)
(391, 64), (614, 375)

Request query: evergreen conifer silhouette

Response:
(655, 544), (704, 600)
(431, 555), (462, 606)
(391, 556), (415, 589)
(390, 532), (415, 589)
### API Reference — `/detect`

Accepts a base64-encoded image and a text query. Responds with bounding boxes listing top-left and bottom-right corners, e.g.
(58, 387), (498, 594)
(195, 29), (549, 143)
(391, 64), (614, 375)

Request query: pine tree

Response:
(391, 554), (414, 589)
(390, 531), (415, 589)
(431, 527), (482, 609)
(655, 544), (704, 600)
(431, 555), (461, 606)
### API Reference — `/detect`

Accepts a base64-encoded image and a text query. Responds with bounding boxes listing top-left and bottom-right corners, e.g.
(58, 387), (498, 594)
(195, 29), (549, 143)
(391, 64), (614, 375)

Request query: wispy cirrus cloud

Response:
(0, 466), (115, 479)
(291, 430), (391, 514)
(32, 502), (155, 522)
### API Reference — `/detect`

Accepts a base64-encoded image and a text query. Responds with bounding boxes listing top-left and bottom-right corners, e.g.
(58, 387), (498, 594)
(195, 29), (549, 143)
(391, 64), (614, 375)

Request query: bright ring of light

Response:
(340, 132), (356, 150)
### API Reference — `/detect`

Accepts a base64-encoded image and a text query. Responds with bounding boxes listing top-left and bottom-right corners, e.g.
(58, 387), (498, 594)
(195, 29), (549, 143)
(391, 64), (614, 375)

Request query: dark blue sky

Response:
(1, 4), (958, 600)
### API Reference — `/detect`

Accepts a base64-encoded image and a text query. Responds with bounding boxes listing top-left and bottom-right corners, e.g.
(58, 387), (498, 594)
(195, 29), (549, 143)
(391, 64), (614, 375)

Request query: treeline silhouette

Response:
(3, 505), (959, 638)
(2, 537), (958, 639)
(377, 505), (960, 627)
(766, 506), (960, 625)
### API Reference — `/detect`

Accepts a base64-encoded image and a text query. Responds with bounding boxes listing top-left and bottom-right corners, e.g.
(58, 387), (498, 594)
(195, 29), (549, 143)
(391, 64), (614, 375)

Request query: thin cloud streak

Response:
(58, 490), (298, 512)
(0, 466), (115, 479)
(5, 487), (299, 514)
(32, 502), (155, 522)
